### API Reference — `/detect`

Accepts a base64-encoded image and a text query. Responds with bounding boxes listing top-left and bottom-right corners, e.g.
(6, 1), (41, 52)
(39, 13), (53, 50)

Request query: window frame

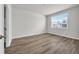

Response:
(51, 12), (69, 29)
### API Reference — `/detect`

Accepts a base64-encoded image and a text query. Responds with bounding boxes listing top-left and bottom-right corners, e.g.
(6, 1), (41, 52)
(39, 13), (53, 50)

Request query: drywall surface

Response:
(12, 7), (46, 39)
(46, 6), (79, 40)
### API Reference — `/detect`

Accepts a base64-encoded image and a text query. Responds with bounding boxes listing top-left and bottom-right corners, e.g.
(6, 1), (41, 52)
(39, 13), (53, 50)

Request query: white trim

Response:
(6, 4), (12, 47)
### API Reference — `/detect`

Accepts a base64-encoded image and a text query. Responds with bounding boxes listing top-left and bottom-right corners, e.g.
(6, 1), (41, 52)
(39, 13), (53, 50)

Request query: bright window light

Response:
(51, 12), (68, 29)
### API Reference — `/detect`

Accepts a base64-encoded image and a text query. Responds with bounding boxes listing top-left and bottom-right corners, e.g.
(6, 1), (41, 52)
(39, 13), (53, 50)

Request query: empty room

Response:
(4, 4), (79, 54)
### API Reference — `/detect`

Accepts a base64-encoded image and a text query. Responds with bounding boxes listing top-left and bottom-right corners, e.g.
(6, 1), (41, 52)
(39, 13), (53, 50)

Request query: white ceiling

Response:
(12, 4), (78, 15)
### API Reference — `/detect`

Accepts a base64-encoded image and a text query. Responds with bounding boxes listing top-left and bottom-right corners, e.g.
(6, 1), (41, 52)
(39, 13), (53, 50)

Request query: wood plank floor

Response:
(5, 33), (79, 54)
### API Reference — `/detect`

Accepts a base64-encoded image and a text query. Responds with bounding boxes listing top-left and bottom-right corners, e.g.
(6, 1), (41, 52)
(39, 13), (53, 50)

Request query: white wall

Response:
(12, 7), (46, 39)
(46, 6), (79, 40)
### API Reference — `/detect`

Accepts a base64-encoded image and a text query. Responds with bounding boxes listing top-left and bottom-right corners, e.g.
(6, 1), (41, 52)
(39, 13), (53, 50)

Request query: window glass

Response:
(51, 13), (68, 29)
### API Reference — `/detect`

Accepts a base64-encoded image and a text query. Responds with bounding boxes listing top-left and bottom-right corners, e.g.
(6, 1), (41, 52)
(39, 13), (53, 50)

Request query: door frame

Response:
(0, 4), (4, 54)
(5, 4), (12, 48)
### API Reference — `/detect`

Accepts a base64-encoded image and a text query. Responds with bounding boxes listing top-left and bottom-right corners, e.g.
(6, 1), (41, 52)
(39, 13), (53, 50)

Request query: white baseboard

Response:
(12, 32), (46, 39)
(48, 32), (79, 40)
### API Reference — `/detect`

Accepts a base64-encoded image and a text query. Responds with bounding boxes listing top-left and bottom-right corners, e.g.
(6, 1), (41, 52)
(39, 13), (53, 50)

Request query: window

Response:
(51, 12), (68, 29)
